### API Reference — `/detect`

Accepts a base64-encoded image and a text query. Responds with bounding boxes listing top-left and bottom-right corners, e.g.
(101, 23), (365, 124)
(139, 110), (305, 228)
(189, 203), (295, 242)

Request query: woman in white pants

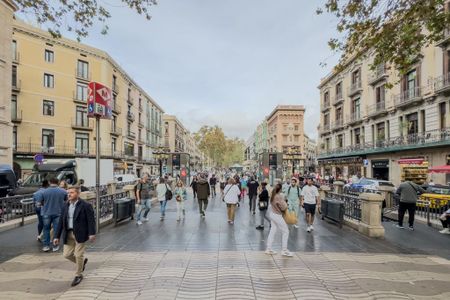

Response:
(266, 183), (293, 257)
(174, 180), (187, 221)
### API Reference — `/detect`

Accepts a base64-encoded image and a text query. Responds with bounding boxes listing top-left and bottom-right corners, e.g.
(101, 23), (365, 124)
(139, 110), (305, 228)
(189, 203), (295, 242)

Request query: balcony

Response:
(127, 97), (134, 105)
(111, 102), (121, 114)
(112, 84), (119, 94)
(393, 87), (423, 109)
(127, 111), (135, 122)
(12, 79), (21, 92)
(331, 119), (344, 131)
(12, 52), (20, 64)
(11, 110), (22, 123)
(368, 64), (388, 85)
(318, 128), (450, 159)
(138, 120), (144, 128)
(319, 124), (331, 135)
(138, 104), (143, 112)
(367, 101), (387, 118)
(347, 80), (362, 96)
(127, 131), (136, 140)
(433, 72), (450, 95)
(332, 93), (344, 106)
(346, 112), (363, 125)
(110, 126), (122, 136)
(71, 119), (93, 131)
(137, 136), (145, 145)
(436, 27), (450, 47)
(321, 101), (331, 112)
(75, 69), (91, 81)
(72, 91), (87, 105)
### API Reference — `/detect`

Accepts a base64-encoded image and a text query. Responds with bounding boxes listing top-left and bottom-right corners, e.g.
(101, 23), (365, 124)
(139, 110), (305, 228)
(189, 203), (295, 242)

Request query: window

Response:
(127, 122), (132, 135)
(76, 106), (88, 126)
(77, 60), (89, 79)
(336, 82), (342, 98)
(376, 122), (385, 140)
(12, 40), (17, 60)
(354, 128), (361, 145)
(406, 112), (418, 135)
(112, 75), (117, 91)
(42, 129), (55, 150)
(375, 85), (385, 103)
(324, 113), (330, 126)
(12, 65), (18, 87)
(111, 138), (117, 155)
(13, 126), (17, 150)
(324, 91), (330, 106)
(112, 116), (117, 131)
(11, 94), (17, 119)
(45, 50), (54, 63)
(44, 73), (54, 88)
(75, 133), (89, 154)
(406, 69), (416, 92)
(336, 107), (343, 122)
(124, 142), (134, 156)
(440, 102), (447, 130)
(76, 83), (88, 102)
(352, 98), (361, 118)
(352, 69), (361, 84)
(337, 135), (344, 148)
(43, 100), (54, 116)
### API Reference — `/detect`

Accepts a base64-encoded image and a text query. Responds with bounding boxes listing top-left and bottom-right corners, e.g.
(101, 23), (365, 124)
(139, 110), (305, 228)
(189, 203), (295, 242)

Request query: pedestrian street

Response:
(0, 191), (449, 300)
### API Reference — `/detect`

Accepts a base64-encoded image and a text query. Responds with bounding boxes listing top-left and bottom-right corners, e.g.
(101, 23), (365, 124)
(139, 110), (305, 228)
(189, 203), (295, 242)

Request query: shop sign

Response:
(398, 158), (424, 165)
(372, 160), (389, 168)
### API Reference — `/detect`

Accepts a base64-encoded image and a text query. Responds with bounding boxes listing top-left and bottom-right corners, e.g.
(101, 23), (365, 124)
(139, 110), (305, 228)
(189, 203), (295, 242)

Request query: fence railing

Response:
(0, 196), (35, 224)
(391, 194), (449, 226)
(325, 192), (361, 221)
(86, 191), (129, 220)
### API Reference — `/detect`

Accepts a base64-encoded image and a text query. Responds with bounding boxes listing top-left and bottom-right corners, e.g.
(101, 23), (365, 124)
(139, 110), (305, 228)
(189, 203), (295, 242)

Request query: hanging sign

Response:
(87, 82), (112, 119)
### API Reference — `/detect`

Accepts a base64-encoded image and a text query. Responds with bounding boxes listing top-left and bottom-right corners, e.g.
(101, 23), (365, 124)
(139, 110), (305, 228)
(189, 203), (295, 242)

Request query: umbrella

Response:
(428, 165), (450, 174)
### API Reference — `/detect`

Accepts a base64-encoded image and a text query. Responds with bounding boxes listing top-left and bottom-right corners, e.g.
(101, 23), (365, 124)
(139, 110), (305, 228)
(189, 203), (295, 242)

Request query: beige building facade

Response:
(11, 20), (164, 178)
(317, 24), (450, 185)
(266, 105), (306, 175)
(304, 134), (317, 172)
(0, 0), (17, 165)
(163, 115), (186, 153)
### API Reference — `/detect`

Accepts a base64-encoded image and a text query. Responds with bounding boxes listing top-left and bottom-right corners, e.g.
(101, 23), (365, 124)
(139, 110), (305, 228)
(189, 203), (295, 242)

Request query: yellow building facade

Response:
(11, 20), (164, 178)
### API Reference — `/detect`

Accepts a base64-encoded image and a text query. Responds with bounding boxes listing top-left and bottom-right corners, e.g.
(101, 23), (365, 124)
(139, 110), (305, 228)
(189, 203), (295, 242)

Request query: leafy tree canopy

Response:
(318, 0), (450, 74)
(15, 0), (157, 41)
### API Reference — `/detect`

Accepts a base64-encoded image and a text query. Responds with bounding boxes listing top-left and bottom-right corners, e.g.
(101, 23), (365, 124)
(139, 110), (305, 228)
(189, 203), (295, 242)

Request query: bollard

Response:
(378, 185), (396, 209)
(333, 181), (345, 194)
(319, 185), (331, 201)
(358, 193), (385, 238)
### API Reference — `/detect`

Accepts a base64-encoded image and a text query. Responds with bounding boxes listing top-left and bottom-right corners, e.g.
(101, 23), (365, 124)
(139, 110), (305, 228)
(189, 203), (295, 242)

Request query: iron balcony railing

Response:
(12, 51), (20, 64)
(110, 125), (122, 136)
(367, 101), (386, 117)
(319, 128), (450, 158)
(331, 119), (344, 130)
(433, 72), (450, 93)
(71, 118), (93, 130)
(332, 92), (344, 105)
(11, 109), (22, 122)
(321, 101), (331, 112)
(347, 112), (362, 124)
(368, 64), (387, 84)
(111, 102), (121, 114)
(393, 86), (422, 107)
(75, 69), (91, 81)
(12, 79), (21, 91)
(127, 131), (136, 139)
(348, 80), (362, 96)
(127, 111), (135, 122)
(72, 91), (87, 104)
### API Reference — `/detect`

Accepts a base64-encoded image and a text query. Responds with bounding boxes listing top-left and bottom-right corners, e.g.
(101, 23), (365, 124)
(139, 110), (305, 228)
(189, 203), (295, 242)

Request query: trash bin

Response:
(321, 198), (344, 228)
(113, 198), (135, 225)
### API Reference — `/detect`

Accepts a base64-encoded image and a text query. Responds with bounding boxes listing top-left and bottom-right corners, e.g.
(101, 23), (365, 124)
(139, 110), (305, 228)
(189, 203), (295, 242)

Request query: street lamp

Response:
(153, 147), (169, 177)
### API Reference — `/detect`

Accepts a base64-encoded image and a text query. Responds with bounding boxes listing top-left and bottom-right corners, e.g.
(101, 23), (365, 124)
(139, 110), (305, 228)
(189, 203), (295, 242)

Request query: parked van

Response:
(0, 165), (17, 197)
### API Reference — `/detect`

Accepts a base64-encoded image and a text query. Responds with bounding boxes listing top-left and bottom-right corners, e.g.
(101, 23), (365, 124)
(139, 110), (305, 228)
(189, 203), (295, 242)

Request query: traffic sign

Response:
(87, 82), (112, 119)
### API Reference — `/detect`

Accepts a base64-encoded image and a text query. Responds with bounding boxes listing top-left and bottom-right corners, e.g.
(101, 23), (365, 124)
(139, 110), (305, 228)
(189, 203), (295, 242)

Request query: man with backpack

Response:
(135, 174), (153, 225)
(395, 180), (425, 230)
(286, 177), (301, 229)
(196, 173), (210, 218)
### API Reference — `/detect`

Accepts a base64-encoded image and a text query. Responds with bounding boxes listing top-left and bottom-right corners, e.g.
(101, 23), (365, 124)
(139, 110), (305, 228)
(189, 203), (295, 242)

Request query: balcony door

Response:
(406, 112), (418, 135)
(75, 133), (89, 154)
(352, 98), (361, 118)
(76, 106), (88, 127)
(11, 94), (17, 119)
(42, 129), (54, 152)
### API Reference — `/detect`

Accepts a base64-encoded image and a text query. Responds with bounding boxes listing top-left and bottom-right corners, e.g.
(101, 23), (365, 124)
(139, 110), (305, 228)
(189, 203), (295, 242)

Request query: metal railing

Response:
(393, 86), (422, 106)
(433, 72), (450, 92)
(332, 92), (344, 105)
(347, 111), (362, 124)
(368, 64), (387, 84)
(348, 80), (362, 95)
(0, 196), (35, 224)
(325, 192), (361, 221)
(11, 110), (22, 122)
(367, 101), (386, 116)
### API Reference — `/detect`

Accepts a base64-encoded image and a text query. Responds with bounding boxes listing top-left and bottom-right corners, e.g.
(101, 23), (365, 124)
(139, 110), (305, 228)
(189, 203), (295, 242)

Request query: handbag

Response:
(165, 184), (173, 201)
(283, 209), (297, 225)
(258, 200), (267, 210)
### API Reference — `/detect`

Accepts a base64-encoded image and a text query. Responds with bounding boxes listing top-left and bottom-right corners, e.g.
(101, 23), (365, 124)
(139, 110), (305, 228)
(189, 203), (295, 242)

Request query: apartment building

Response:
(0, 0), (17, 165)
(163, 115), (186, 153)
(254, 120), (269, 156)
(304, 134), (317, 172)
(11, 20), (164, 178)
(184, 132), (203, 171)
(267, 105), (306, 175)
(317, 25), (450, 185)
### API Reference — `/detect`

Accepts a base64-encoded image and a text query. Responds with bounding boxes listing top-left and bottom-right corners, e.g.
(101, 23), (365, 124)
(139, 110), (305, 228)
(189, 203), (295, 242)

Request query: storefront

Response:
(398, 157), (428, 185)
(318, 156), (365, 180)
(371, 160), (389, 181)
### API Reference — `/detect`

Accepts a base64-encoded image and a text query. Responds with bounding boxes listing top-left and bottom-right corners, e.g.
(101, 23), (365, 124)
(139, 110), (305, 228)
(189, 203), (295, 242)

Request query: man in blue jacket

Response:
(39, 177), (67, 252)
(54, 186), (96, 286)
(32, 179), (49, 242)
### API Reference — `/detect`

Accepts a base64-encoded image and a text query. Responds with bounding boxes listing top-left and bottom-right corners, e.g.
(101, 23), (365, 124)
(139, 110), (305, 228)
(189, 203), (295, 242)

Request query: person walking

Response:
(54, 186), (96, 287)
(32, 180), (49, 242)
(256, 181), (270, 230)
(301, 178), (320, 233)
(196, 174), (210, 218)
(265, 183), (293, 257)
(209, 174), (217, 198)
(247, 176), (259, 215)
(135, 174), (153, 225)
(156, 177), (171, 220)
(40, 177), (67, 252)
(395, 180), (425, 230)
(190, 176), (198, 199)
(286, 178), (301, 229)
(223, 178), (241, 224)
(174, 180), (187, 221)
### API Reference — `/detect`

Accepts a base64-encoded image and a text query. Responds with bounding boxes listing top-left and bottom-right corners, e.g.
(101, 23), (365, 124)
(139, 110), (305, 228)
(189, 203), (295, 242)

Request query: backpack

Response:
(165, 184), (173, 200)
(287, 186), (300, 198)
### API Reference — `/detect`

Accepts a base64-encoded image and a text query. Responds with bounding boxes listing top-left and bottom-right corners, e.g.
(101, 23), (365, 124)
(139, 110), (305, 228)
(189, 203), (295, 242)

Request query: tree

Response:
(318, 0), (450, 74)
(15, 0), (157, 40)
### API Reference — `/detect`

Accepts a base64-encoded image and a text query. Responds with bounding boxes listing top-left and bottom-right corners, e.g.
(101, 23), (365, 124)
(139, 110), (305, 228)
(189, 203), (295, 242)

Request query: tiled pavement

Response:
(1, 191), (450, 299)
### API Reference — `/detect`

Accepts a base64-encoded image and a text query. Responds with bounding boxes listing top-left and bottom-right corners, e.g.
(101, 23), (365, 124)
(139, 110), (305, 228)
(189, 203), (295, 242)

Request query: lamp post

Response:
(153, 147), (169, 177)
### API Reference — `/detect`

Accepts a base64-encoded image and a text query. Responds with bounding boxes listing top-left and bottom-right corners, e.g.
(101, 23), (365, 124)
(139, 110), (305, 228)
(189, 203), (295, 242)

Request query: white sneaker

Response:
(143, 217), (150, 222)
(137, 221), (143, 225)
(293, 224), (299, 229)
(310, 225), (314, 231)
(306, 226), (311, 233)
(281, 250), (294, 257)
(42, 246), (50, 252)
(265, 249), (277, 255)
(439, 228), (450, 234)
(52, 246), (59, 252)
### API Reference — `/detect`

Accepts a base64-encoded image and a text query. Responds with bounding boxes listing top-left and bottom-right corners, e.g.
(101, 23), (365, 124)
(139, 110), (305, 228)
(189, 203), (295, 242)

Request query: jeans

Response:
(227, 203), (236, 221)
(198, 198), (208, 215)
(43, 214), (60, 247)
(211, 185), (216, 197)
(266, 211), (289, 251)
(398, 202), (416, 227)
(176, 201), (185, 220)
(160, 200), (167, 216)
(259, 209), (270, 226)
(249, 194), (257, 212)
(136, 198), (151, 221)
(35, 207), (43, 235)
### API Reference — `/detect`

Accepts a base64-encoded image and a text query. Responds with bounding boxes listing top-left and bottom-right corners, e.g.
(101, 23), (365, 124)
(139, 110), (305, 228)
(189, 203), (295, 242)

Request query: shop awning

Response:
(428, 165), (450, 174)
(398, 158), (424, 165)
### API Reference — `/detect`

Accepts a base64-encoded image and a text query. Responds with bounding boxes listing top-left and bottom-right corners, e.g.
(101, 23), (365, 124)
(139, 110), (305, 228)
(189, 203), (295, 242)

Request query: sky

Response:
(21, 0), (340, 141)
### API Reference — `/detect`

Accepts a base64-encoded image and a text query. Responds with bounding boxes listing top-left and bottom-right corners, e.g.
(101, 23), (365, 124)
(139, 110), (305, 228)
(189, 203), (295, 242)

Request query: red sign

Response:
(398, 158), (424, 165)
(263, 168), (269, 175)
(87, 82), (112, 119)
(181, 168), (187, 177)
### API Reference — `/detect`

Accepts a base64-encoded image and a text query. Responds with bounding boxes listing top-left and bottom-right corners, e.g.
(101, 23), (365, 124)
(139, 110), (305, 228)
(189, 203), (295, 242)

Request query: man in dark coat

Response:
(54, 186), (96, 286)
(196, 174), (210, 218)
